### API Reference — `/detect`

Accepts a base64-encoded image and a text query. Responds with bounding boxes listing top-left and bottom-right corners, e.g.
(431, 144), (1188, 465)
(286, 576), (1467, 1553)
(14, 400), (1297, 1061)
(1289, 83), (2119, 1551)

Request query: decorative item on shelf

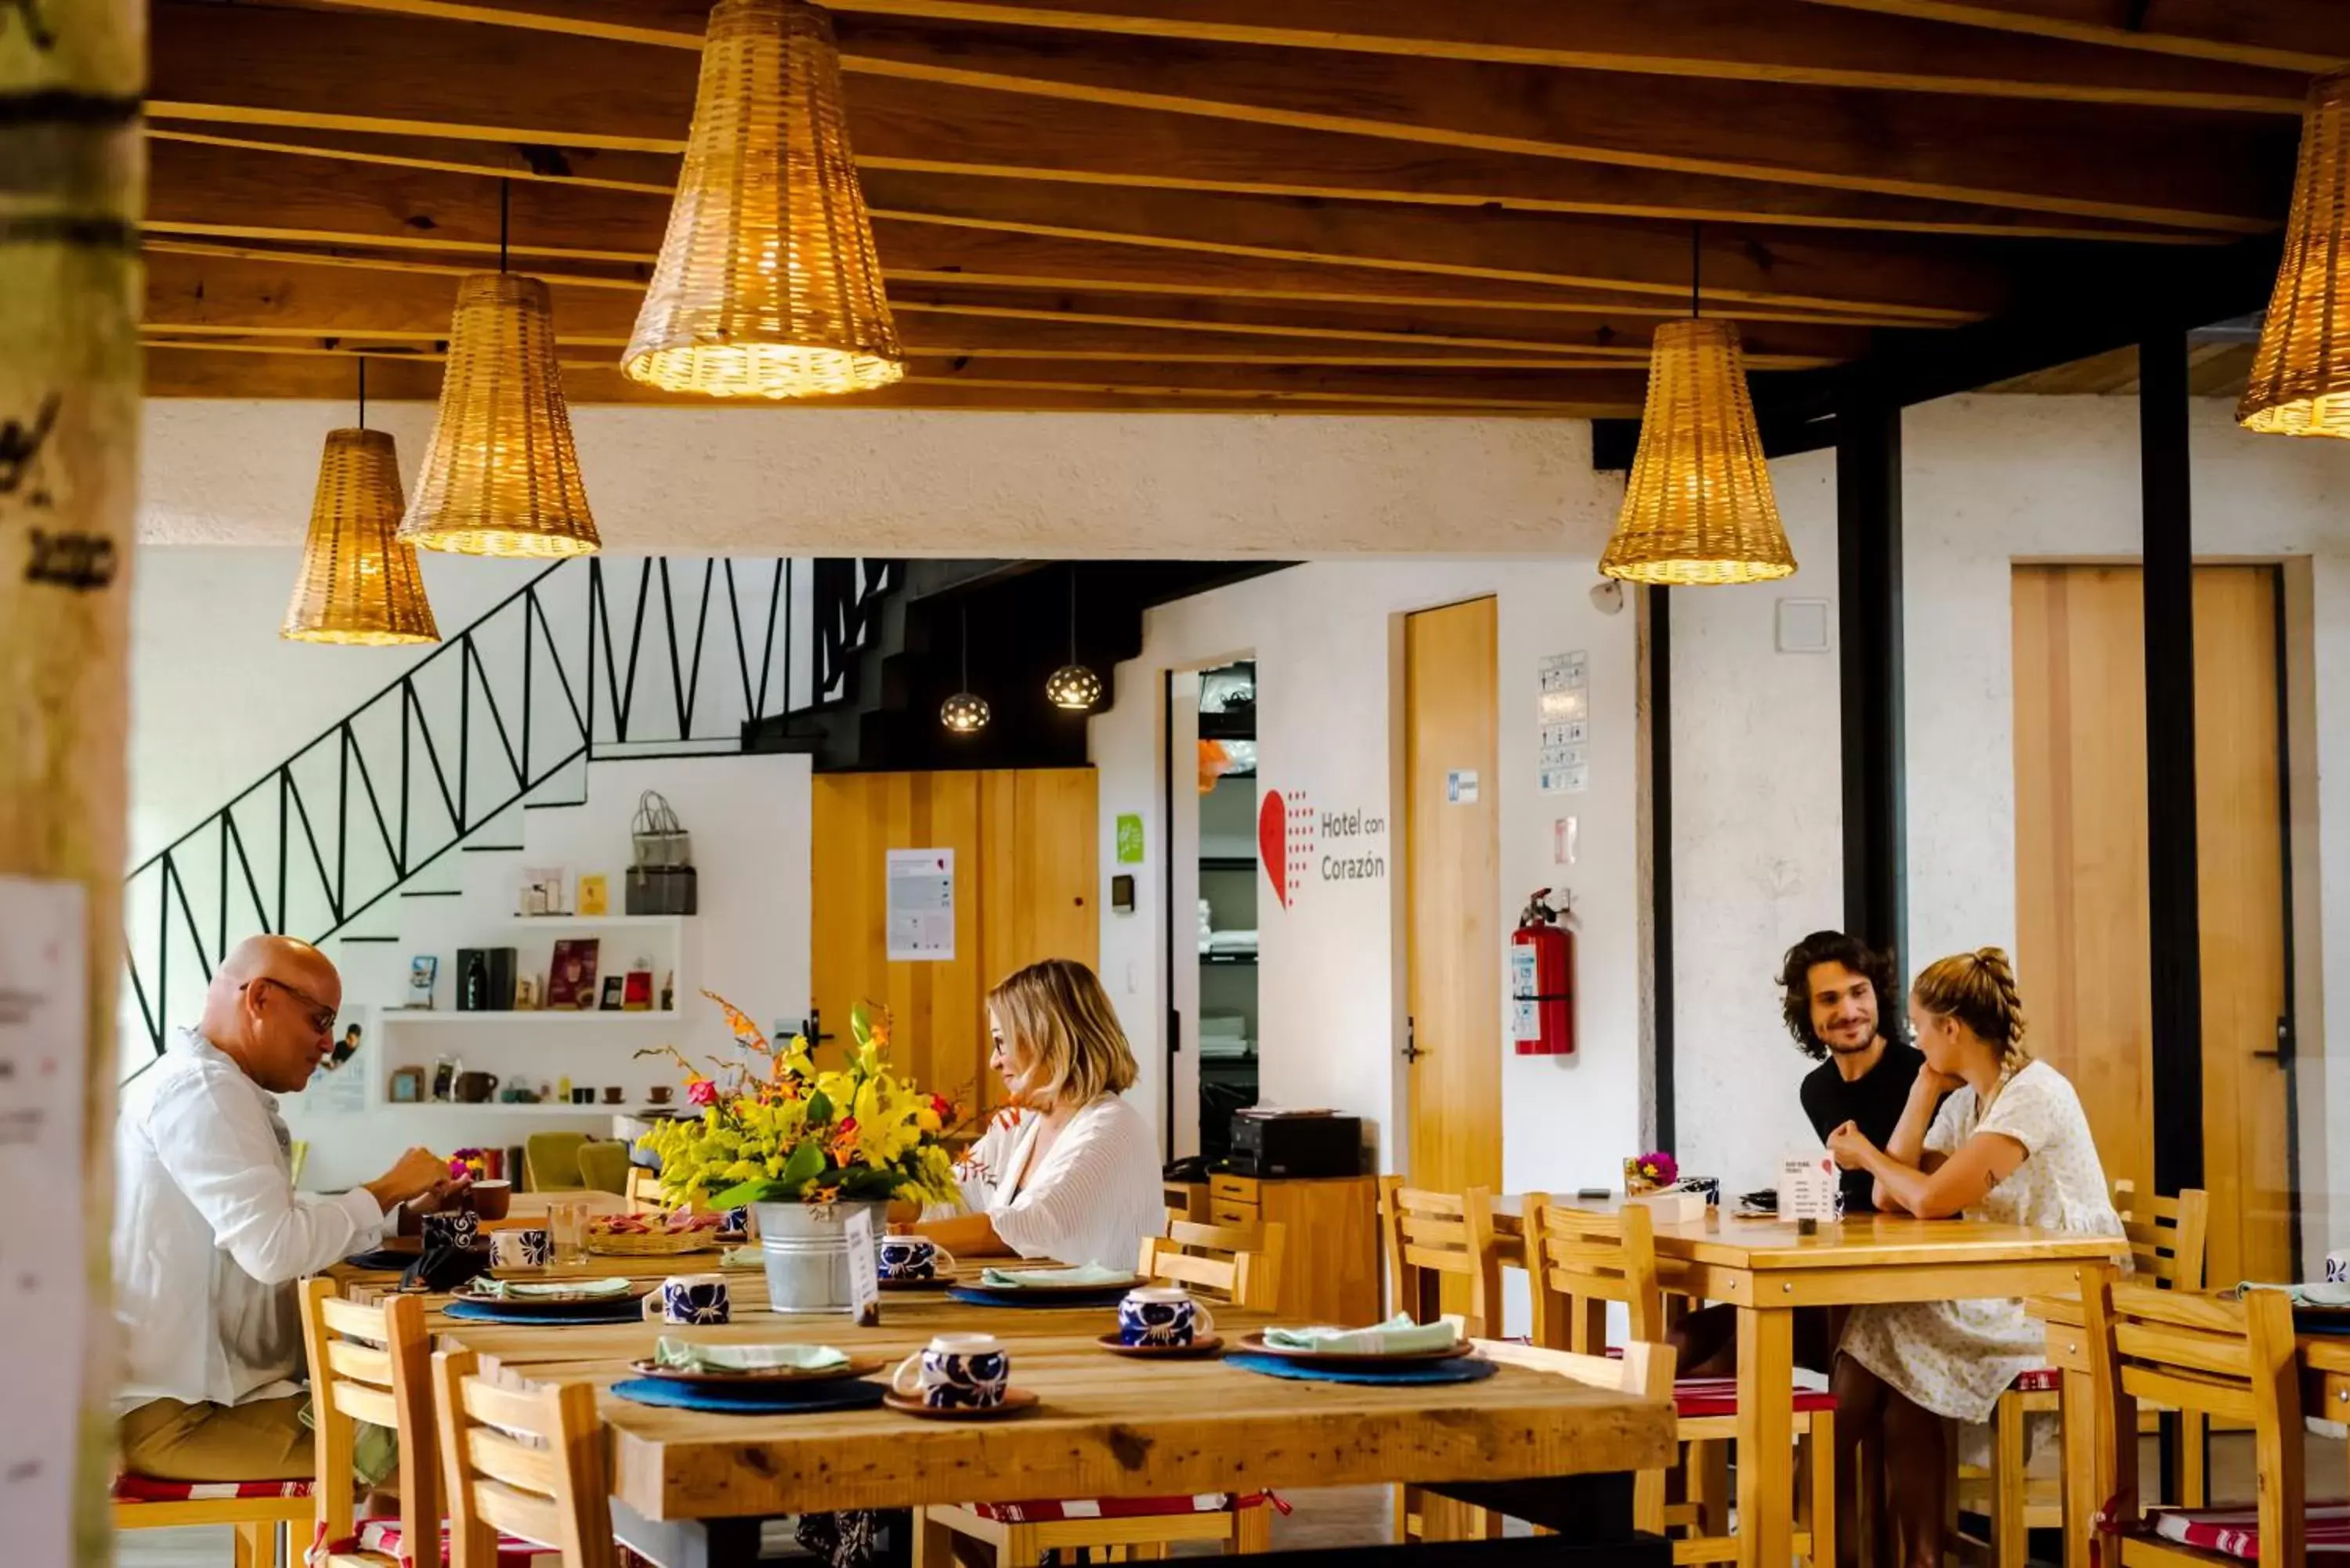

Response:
(398, 181), (600, 558)
(330, 1023), (362, 1070)
(622, 0), (904, 399)
(633, 992), (977, 1313)
(626, 791), (698, 915)
(661, 970), (675, 1012)
(281, 359), (439, 646)
(461, 951), (490, 1013)
(1044, 569), (1102, 712)
(515, 977), (538, 1011)
(2241, 70), (2350, 438)
(431, 1057), (461, 1103)
(548, 938), (600, 1010)
(557, 1075), (573, 1106)
(1623, 1150), (1678, 1196)
(599, 976), (627, 1012)
(455, 1071), (500, 1104)
(624, 959), (655, 1012)
(518, 865), (569, 918)
(406, 955), (438, 1010)
(389, 1066), (425, 1104)
(604, 1085), (627, 1104)
(572, 1087), (595, 1105)
(1600, 227), (1795, 587)
(648, 1086), (674, 1106)
(941, 604), (990, 735)
(578, 873), (609, 917)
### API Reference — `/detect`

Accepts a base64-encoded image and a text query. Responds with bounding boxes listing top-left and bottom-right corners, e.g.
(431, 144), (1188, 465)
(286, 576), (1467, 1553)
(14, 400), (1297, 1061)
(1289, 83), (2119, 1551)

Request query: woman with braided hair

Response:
(1823, 948), (2121, 1568)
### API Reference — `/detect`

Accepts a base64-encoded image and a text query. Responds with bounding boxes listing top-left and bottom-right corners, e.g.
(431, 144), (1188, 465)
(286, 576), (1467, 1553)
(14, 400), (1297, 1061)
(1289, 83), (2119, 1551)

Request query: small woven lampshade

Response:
(399, 272), (600, 558)
(2240, 70), (2350, 438)
(623, 0), (905, 398)
(283, 428), (440, 646)
(1600, 318), (1795, 586)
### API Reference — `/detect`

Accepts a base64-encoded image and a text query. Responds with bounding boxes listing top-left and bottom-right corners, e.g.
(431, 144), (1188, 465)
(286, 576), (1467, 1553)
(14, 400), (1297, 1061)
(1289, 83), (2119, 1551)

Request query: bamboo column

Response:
(2, 3), (143, 1563)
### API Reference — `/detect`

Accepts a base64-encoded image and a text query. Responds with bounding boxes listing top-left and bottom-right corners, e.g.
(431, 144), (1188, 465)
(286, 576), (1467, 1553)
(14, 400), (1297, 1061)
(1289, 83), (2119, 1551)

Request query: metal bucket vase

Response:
(754, 1199), (888, 1313)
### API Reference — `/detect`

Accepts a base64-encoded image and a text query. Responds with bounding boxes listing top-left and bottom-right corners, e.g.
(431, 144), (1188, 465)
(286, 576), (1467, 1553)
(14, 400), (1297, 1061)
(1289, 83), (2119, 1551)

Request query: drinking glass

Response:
(547, 1197), (589, 1266)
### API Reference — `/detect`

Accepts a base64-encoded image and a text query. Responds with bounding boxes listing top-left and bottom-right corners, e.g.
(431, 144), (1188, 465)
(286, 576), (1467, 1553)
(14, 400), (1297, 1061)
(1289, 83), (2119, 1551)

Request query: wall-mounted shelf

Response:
(1201, 856), (1256, 873)
(1200, 953), (1258, 966)
(473, 915), (689, 931)
(378, 1010), (685, 1027)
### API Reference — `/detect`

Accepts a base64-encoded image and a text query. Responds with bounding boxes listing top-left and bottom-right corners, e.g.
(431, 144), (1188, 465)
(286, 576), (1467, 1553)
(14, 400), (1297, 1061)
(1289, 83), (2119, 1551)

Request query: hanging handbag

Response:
(626, 790), (698, 914)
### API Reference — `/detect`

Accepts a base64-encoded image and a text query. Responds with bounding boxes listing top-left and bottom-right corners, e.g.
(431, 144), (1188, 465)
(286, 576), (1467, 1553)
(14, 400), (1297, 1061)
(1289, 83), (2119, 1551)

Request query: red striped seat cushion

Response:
(2009, 1367), (2063, 1393)
(2152, 1505), (2350, 1559)
(967, 1491), (1280, 1524)
(1672, 1378), (1838, 1419)
(316, 1520), (560, 1568)
(114, 1475), (313, 1503)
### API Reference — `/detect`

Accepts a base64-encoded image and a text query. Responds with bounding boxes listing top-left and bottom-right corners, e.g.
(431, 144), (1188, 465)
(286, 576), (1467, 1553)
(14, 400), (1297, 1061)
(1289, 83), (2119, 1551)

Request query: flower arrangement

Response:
(634, 992), (966, 1210)
(1625, 1150), (1679, 1194)
(448, 1147), (492, 1182)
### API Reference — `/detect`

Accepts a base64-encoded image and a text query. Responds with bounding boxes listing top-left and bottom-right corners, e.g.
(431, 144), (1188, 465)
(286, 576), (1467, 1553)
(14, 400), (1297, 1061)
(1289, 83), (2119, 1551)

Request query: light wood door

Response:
(2012, 565), (2290, 1288)
(812, 768), (1097, 1113)
(1404, 597), (1502, 1200)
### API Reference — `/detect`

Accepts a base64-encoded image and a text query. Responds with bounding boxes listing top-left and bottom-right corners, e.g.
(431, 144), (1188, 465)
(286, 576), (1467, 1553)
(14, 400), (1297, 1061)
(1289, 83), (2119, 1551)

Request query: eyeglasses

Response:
(242, 977), (338, 1037)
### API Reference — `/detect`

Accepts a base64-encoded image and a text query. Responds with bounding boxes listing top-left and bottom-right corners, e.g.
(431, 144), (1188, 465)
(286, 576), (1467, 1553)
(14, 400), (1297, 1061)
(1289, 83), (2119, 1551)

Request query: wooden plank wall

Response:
(812, 768), (1099, 1114)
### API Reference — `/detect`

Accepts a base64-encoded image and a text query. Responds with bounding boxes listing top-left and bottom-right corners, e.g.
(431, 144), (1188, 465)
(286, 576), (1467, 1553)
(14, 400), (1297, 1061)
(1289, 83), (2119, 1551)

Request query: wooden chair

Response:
(1970, 1183), (2211, 1568)
(2085, 1279), (2311, 1567)
(1139, 1219), (1286, 1311)
(298, 1276), (446, 1567)
(1379, 1178), (1502, 1336)
(1522, 1195), (1836, 1566)
(575, 1141), (631, 1196)
(110, 1471), (313, 1568)
(522, 1133), (589, 1193)
(624, 1166), (663, 1213)
(1457, 1337), (1681, 1539)
(917, 1222), (1290, 1564)
(432, 1349), (619, 1568)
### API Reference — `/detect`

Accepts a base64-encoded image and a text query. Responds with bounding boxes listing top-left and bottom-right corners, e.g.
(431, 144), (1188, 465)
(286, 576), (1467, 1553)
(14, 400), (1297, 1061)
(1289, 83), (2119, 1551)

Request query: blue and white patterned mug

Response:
(652, 1273), (731, 1325)
(420, 1211), (479, 1252)
(892, 1333), (1009, 1409)
(721, 1206), (751, 1237)
(1118, 1287), (1214, 1347)
(2326, 1251), (2350, 1284)
(877, 1236), (956, 1282)
(490, 1228), (551, 1270)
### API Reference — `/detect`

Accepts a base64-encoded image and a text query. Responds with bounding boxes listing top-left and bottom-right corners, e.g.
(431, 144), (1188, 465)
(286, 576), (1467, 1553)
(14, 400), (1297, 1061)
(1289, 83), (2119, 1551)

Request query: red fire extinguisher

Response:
(1511, 887), (1575, 1056)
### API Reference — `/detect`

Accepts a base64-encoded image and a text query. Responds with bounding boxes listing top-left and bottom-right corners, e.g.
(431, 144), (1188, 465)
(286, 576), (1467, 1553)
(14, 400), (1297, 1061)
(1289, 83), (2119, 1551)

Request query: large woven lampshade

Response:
(623, 0), (905, 398)
(2240, 70), (2350, 438)
(399, 272), (600, 558)
(284, 427), (439, 645)
(1600, 318), (1795, 586)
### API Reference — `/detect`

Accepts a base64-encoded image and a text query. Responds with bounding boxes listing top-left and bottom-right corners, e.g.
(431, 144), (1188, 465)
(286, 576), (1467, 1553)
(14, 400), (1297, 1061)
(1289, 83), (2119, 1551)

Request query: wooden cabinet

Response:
(1206, 1172), (1379, 1324)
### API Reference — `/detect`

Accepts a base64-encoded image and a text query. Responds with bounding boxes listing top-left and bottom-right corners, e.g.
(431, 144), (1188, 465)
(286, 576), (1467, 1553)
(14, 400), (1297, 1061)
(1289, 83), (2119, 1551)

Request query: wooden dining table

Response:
(331, 1252), (1681, 1567)
(1492, 1194), (2129, 1568)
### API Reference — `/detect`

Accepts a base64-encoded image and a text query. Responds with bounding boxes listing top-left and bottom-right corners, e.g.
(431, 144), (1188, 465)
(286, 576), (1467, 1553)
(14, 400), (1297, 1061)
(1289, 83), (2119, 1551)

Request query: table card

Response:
(1777, 1151), (1841, 1225)
(844, 1207), (880, 1327)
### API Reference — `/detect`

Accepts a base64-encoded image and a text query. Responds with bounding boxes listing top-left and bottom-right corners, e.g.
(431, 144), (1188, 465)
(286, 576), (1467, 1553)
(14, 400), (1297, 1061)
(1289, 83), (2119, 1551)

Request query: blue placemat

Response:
(442, 1299), (648, 1327)
(1226, 1353), (1499, 1386)
(2296, 1311), (2350, 1335)
(609, 1377), (888, 1415)
(946, 1286), (1127, 1310)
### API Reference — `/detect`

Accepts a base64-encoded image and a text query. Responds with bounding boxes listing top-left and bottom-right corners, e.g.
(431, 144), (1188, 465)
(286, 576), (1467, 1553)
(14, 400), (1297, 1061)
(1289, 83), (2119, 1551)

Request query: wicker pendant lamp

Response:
(1600, 232), (1795, 586)
(624, 0), (905, 398)
(400, 185), (600, 558)
(2240, 70), (2350, 438)
(283, 362), (440, 646)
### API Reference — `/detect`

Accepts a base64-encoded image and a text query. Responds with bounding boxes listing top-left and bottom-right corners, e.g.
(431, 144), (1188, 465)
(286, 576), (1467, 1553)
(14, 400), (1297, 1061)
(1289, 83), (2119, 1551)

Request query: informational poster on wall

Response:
(0, 876), (89, 1568)
(885, 848), (956, 961)
(1538, 651), (1591, 795)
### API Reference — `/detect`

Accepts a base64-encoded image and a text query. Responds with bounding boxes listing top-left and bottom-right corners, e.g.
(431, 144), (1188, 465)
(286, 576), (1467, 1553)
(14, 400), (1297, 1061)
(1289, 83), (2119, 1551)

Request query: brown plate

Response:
(1235, 1331), (1473, 1369)
(447, 1282), (656, 1316)
(877, 1274), (959, 1292)
(627, 1353), (888, 1387)
(1096, 1331), (1224, 1360)
(883, 1387), (1039, 1420)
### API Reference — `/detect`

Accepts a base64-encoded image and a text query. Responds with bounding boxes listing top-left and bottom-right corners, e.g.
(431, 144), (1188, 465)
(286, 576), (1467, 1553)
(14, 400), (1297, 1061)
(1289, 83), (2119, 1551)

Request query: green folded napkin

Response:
(2239, 1280), (2350, 1308)
(653, 1338), (849, 1373)
(465, 1275), (635, 1300)
(979, 1262), (1132, 1289)
(1262, 1313), (1463, 1356)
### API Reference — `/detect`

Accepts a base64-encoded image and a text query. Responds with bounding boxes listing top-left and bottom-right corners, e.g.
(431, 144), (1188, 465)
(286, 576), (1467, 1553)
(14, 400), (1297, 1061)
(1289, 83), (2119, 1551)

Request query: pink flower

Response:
(686, 1078), (719, 1107)
(1637, 1151), (1679, 1186)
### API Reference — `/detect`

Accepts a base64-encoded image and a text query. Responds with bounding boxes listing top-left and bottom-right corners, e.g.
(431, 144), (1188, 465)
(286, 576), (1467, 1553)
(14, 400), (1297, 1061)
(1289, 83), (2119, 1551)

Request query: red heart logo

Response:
(1258, 789), (1289, 909)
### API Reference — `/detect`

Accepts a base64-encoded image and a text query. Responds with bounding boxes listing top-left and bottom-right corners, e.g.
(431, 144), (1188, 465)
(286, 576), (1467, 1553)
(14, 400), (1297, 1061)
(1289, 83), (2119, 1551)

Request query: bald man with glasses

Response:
(113, 935), (466, 1482)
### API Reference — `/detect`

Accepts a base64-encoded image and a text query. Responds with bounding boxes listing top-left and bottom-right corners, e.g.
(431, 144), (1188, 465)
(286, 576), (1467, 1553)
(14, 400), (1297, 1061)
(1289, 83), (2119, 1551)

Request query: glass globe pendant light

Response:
(940, 605), (990, 735)
(1044, 569), (1102, 712)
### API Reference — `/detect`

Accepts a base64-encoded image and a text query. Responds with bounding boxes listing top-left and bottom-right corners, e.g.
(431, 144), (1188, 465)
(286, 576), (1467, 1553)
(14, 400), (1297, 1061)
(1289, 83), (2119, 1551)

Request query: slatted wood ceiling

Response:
(143, 0), (2329, 414)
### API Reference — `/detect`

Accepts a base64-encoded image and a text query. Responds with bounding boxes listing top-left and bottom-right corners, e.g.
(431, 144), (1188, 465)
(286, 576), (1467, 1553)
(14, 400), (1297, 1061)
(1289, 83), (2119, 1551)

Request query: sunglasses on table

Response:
(241, 977), (338, 1036)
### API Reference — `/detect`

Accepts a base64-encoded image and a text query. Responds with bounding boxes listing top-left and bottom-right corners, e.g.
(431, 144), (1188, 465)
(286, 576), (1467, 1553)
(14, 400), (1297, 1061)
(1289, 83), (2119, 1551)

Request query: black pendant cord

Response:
(960, 605), (971, 687)
(1067, 569), (1079, 663)
(356, 357), (367, 430)
(499, 178), (511, 273)
(1690, 222), (1701, 319)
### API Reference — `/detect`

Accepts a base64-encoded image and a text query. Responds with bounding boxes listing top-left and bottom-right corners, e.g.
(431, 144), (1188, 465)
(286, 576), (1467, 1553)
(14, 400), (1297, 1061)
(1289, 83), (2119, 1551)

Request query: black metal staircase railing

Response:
(121, 555), (901, 1067)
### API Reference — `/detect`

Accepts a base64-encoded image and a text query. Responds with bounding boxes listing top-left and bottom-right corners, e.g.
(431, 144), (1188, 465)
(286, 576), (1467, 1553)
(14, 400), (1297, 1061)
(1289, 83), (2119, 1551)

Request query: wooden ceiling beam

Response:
(1795, 0), (2350, 74)
(305, 0), (2308, 114)
(143, 136), (1994, 322)
(149, 1), (2290, 233)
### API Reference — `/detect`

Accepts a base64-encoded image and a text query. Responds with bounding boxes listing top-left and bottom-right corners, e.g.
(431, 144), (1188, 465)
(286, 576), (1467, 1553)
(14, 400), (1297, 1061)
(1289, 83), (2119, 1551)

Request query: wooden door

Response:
(1404, 597), (1502, 1199)
(2012, 565), (2291, 1287)
(812, 768), (1097, 1115)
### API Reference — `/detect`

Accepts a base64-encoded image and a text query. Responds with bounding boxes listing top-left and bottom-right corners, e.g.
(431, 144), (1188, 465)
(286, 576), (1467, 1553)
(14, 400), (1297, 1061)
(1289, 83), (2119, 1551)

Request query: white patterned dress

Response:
(1838, 1060), (2122, 1422)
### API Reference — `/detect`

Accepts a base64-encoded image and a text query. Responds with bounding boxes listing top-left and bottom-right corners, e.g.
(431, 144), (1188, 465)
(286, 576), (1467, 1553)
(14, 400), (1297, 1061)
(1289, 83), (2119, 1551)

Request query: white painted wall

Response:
(139, 401), (1612, 557)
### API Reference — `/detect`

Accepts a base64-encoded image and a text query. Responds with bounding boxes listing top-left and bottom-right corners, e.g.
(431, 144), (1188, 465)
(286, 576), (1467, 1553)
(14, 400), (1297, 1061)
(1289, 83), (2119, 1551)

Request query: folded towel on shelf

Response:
(653, 1338), (849, 1374)
(1206, 930), (1260, 955)
(463, 1275), (636, 1300)
(1261, 1313), (1463, 1356)
(979, 1263), (1132, 1289)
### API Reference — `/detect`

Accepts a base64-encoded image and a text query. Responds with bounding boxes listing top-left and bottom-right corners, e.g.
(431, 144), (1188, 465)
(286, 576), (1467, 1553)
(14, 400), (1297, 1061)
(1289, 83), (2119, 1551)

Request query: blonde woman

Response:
(913, 958), (1164, 1270)
(1824, 948), (2120, 1568)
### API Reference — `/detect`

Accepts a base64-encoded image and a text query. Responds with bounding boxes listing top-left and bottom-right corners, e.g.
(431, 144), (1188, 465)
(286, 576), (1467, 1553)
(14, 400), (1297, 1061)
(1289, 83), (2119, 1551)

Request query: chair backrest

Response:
(297, 1277), (439, 1565)
(1470, 1336), (1679, 1534)
(524, 1133), (589, 1193)
(432, 1349), (617, 1568)
(1520, 1194), (1663, 1354)
(1378, 1178), (1501, 1335)
(2111, 1180), (2211, 1290)
(576, 1141), (631, 1195)
(2087, 1279), (2303, 1566)
(624, 1167), (663, 1214)
(1138, 1219), (1287, 1311)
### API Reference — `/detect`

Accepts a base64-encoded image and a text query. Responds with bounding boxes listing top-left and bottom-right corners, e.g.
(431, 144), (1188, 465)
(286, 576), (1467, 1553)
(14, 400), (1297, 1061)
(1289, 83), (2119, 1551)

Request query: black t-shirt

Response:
(1799, 1039), (1930, 1214)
